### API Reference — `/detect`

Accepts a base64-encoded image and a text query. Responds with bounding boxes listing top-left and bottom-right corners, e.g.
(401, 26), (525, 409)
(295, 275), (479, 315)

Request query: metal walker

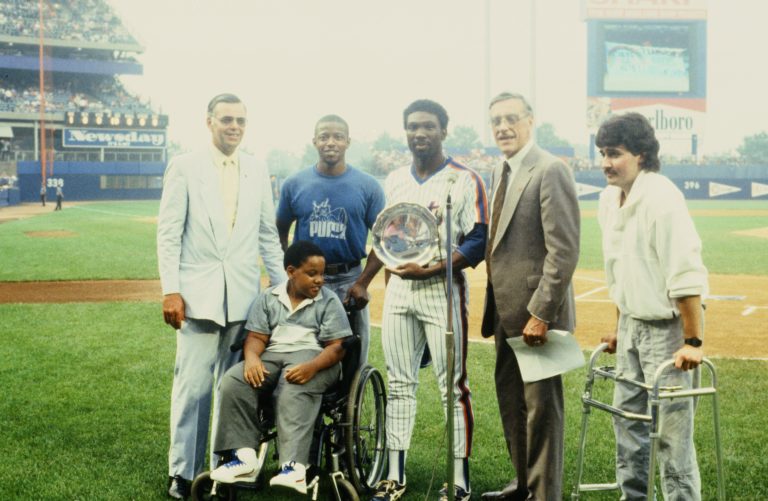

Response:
(571, 342), (725, 500)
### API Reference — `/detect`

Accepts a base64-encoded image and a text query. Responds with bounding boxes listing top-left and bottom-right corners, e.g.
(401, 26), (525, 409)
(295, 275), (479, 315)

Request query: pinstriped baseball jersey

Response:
(384, 158), (488, 268)
(380, 156), (487, 458)
(383, 157), (488, 315)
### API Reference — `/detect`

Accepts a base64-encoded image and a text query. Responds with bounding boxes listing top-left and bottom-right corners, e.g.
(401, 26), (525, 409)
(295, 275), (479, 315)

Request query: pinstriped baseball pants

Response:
(381, 273), (473, 458)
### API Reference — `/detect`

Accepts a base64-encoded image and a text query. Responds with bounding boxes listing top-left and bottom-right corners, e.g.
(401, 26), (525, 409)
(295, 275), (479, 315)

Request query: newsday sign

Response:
(63, 128), (166, 149)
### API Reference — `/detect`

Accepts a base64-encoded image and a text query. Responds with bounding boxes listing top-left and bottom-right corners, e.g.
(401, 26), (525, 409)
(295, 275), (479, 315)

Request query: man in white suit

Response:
(157, 93), (286, 499)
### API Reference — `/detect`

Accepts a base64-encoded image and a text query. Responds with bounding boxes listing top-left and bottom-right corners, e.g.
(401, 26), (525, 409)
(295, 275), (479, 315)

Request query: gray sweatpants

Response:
(214, 350), (340, 465)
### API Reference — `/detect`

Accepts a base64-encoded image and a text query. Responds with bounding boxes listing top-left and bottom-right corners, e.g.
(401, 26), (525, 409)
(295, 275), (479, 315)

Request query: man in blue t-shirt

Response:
(277, 115), (385, 363)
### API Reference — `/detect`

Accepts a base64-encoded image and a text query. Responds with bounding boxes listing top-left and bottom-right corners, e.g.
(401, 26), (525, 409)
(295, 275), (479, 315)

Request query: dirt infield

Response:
(366, 267), (768, 359)
(734, 227), (768, 239)
(0, 280), (161, 303)
(0, 201), (92, 224)
(24, 230), (78, 238)
(2, 201), (764, 358)
(580, 208), (768, 218)
(2, 267), (766, 359)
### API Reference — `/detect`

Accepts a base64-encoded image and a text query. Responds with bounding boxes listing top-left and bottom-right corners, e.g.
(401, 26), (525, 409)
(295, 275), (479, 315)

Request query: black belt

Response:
(325, 261), (361, 276)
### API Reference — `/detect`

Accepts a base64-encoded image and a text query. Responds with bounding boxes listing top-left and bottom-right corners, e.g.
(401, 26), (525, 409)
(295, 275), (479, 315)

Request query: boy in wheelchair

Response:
(209, 240), (352, 494)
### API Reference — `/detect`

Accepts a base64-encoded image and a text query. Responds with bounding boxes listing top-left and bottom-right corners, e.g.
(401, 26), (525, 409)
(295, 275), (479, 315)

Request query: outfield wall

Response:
(17, 161), (166, 202)
(13, 160), (768, 203)
(575, 164), (768, 200)
(0, 188), (20, 207)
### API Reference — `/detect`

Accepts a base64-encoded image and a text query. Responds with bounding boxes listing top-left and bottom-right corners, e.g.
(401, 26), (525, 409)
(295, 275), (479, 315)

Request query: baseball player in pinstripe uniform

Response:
(350, 99), (488, 501)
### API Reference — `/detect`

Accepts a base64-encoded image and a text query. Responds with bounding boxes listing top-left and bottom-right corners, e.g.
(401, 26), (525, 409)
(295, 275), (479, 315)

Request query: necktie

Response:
(486, 161), (510, 278)
(221, 159), (238, 233)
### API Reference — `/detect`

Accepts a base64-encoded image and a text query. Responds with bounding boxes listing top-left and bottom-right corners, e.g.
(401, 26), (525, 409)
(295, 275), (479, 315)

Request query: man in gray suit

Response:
(157, 93), (286, 499)
(480, 92), (580, 501)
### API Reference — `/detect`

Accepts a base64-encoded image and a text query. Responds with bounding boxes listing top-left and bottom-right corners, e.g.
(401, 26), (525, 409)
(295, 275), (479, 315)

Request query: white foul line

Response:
(573, 274), (607, 284)
(575, 286), (608, 301)
(71, 206), (145, 218)
(742, 306), (768, 316)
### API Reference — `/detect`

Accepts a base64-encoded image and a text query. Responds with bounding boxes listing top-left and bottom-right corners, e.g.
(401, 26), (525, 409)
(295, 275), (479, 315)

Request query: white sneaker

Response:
(269, 461), (307, 494)
(209, 453), (257, 484)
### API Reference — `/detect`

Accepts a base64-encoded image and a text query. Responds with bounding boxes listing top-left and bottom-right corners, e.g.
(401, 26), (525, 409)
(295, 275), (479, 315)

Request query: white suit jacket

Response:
(157, 149), (286, 326)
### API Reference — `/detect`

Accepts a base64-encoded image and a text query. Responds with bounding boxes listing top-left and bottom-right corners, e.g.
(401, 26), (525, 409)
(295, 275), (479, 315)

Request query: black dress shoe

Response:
(168, 475), (191, 500)
(481, 491), (530, 501)
(481, 479), (529, 501)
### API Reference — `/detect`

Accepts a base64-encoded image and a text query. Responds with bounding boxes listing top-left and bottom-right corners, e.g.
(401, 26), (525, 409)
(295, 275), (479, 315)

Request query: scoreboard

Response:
(583, 0), (708, 160)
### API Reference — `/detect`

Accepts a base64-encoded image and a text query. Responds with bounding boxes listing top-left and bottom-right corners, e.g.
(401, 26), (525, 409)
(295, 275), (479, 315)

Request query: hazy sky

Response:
(110, 0), (768, 160)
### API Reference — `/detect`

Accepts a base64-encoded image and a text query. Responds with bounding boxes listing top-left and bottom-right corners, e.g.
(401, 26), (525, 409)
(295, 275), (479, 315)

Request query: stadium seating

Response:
(0, 0), (137, 45)
(0, 77), (152, 115)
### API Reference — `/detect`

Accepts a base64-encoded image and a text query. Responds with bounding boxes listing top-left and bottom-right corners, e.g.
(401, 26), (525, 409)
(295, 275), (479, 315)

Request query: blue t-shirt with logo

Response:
(276, 165), (385, 265)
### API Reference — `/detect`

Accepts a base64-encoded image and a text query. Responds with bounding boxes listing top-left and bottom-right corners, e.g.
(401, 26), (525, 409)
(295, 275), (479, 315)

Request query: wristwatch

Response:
(684, 337), (703, 347)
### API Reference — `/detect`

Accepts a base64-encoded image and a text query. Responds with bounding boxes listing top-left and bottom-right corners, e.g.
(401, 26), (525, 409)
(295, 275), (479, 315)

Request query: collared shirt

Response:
(498, 138), (535, 194)
(244, 281), (352, 354)
(488, 139), (534, 232)
(210, 145), (240, 234)
(598, 170), (708, 320)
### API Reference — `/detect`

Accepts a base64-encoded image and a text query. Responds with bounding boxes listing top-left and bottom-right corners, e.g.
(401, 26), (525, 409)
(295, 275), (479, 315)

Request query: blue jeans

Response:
(613, 314), (701, 501)
(323, 265), (370, 366)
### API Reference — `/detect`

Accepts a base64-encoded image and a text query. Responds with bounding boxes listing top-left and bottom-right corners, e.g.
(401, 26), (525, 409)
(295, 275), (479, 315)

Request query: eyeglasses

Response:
(212, 115), (247, 126)
(490, 113), (529, 128)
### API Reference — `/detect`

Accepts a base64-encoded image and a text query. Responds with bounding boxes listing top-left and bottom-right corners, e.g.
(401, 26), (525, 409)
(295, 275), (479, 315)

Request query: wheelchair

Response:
(191, 309), (387, 501)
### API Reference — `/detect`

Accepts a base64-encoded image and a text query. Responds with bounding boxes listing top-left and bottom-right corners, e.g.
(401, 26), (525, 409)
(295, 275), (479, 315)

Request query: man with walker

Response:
(596, 112), (708, 500)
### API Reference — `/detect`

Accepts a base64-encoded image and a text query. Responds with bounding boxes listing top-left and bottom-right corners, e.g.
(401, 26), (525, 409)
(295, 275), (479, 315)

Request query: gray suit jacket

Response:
(481, 144), (580, 337)
(157, 149), (286, 326)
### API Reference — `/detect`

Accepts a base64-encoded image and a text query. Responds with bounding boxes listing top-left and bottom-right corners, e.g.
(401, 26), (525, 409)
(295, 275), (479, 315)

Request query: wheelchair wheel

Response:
(344, 365), (387, 493)
(189, 471), (236, 501)
(332, 477), (360, 501)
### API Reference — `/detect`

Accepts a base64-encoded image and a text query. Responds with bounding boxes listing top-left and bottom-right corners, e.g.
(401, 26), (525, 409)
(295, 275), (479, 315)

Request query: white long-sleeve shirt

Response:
(598, 171), (708, 320)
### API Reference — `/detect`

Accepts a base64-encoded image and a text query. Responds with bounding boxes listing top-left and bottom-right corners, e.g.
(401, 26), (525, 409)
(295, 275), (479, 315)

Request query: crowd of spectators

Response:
(0, 173), (18, 189)
(371, 148), (525, 188)
(569, 157), (595, 171)
(0, 44), (138, 63)
(0, 0), (137, 45)
(368, 147), (743, 179)
(371, 148), (500, 178)
(0, 138), (11, 160)
(0, 75), (153, 115)
(0, 140), (17, 188)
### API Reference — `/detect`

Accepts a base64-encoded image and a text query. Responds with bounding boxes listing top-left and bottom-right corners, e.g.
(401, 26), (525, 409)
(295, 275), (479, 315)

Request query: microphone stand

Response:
(444, 193), (455, 501)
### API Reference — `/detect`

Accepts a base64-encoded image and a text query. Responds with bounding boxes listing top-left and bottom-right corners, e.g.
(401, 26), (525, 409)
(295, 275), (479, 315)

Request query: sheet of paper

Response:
(506, 330), (585, 383)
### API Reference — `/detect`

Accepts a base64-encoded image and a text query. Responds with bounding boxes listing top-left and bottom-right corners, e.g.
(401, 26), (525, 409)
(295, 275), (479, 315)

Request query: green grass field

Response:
(1, 303), (766, 500)
(576, 200), (768, 274)
(1, 200), (767, 282)
(2, 200), (767, 499)
(0, 201), (160, 281)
